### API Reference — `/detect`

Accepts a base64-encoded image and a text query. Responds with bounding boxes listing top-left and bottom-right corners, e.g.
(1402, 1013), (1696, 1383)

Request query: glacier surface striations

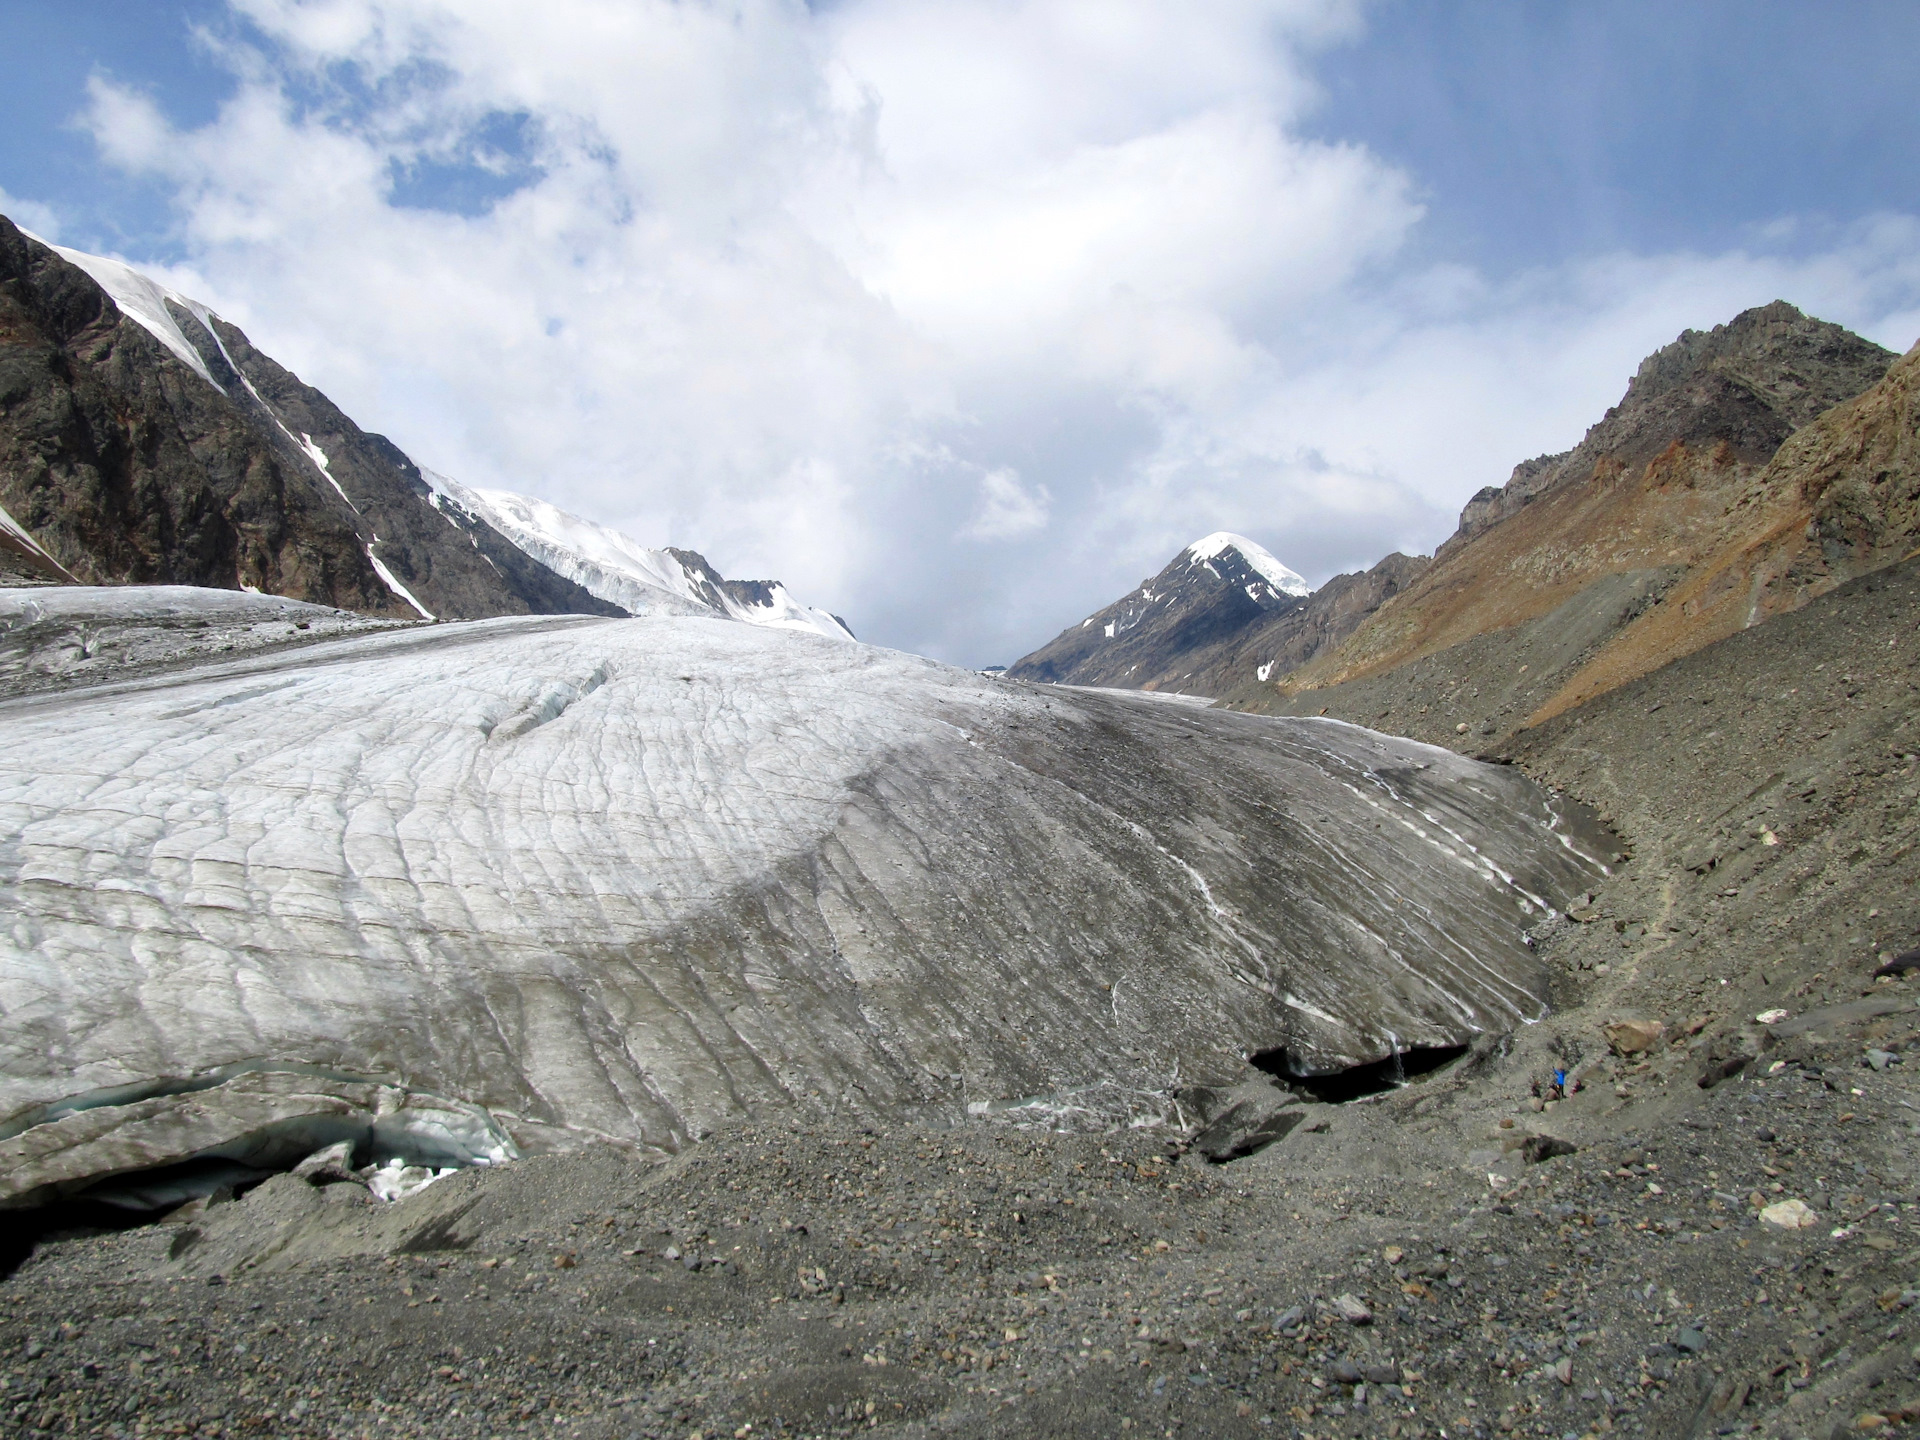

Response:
(0, 602), (1605, 1202)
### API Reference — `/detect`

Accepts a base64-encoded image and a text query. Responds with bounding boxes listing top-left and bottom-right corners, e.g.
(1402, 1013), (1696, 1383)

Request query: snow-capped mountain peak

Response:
(1184, 532), (1310, 599)
(426, 474), (853, 641)
(1005, 529), (1313, 691)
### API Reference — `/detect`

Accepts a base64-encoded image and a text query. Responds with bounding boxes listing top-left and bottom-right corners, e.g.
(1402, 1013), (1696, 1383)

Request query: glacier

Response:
(0, 591), (1605, 1208)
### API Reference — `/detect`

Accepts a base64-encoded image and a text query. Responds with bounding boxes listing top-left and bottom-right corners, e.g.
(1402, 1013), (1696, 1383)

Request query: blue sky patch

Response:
(387, 111), (547, 217)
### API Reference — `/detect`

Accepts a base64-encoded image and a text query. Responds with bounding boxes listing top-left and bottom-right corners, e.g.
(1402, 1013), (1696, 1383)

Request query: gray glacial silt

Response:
(0, 603), (1607, 1193)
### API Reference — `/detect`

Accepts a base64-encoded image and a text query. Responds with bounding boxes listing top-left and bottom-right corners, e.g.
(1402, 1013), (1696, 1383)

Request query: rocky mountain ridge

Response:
(1229, 305), (1918, 747)
(0, 217), (622, 620)
(1009, 302), (1904, 716)
(1007, 536), (1428, 698)
(0, 217), (846, 637)
(430, 476), (855, 639)
(1009, 532), (1314, 691)
(1446, 300), (1898, 554)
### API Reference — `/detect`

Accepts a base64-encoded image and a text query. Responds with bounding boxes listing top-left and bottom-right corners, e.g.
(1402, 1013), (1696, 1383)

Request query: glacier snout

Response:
(0, 605), (1607, 1206)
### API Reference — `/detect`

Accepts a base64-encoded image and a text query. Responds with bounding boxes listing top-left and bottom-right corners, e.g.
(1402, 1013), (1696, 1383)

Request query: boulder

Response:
(1184, 1080), (1307, 1163)
(1760, 1198), (1820, 1230)
(1604, 1019), (1666, 1056)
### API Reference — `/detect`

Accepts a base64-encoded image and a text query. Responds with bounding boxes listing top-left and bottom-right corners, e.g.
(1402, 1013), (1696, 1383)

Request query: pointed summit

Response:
(1184, 532), (1310, 600)
(1004, 530), (1332, 692)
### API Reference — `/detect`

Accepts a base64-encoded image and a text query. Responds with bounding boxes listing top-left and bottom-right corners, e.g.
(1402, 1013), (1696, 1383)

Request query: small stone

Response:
(1760, 1199), (1820, 1230)
(1382, 1245), (1403, 1265)
(1553, 1356), (1573, 1385)
(1865, 1049), (1898, 1072)
(1364, 1361), (1400, 1385)
(1754, 1128), (1775, 1143)
(1273, 1305), (1306, 1332)
(1332, 1293), (1372, 1325)
(1456, 723), (1470, 734)
(1755, 1009), (1790, 1025)
(1675, 1328), (1707, 1354)
(1330, 1359), (1363, 1384)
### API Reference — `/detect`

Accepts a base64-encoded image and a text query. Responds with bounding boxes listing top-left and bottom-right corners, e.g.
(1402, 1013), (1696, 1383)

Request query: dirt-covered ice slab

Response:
(0, 583), (407, 695)
(0, 613), (1607, 1193)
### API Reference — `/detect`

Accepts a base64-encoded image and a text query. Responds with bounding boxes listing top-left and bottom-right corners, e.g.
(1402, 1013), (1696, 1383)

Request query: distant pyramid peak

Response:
(1183, 532), (1310, 597)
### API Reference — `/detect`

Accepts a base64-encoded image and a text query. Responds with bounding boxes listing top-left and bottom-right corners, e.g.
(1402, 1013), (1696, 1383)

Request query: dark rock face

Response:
(1224, 552), (1428, 692)
(0, 216), (619, 620)
(1443, 301), (1897, 556)
(1007, 543), (1424, 698)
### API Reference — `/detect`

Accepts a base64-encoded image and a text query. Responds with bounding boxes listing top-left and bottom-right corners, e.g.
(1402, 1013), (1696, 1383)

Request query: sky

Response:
(2, 1), (1918, 666)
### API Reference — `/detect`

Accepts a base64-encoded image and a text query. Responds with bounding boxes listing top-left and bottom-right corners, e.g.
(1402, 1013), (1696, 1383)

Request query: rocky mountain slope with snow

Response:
(1007, 531), (1423, 698)
(0, 596), (1604, 1211)
(0, 216), (630, 622)
(429, 476), (853, 639)
(1006, 532), (1309, 691)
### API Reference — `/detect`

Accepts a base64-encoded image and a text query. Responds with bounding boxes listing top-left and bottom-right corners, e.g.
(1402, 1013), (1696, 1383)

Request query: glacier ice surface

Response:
(0, 599), (1606, 1198)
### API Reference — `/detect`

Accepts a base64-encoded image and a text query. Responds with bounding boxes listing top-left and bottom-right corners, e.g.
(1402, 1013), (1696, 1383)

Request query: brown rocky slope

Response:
(1222, 306), (1913, 746)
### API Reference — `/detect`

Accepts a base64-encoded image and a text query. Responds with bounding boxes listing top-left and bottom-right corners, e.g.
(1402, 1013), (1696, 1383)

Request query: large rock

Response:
(0, 606), (1606, 1194)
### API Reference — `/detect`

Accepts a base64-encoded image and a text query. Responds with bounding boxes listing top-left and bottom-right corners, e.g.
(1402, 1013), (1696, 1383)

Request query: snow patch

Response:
(0, 502), (77, 580)
(299, 434), (358, 512)
(365, 545), (434, 620)
(30, 235), (223, 390)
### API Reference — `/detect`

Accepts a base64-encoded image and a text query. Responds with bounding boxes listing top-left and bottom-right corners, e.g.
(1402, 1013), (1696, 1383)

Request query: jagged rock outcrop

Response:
(0, 216), (621, 620)
(1445, 302), (1896, 554)
(0, 597), (1606, 1206)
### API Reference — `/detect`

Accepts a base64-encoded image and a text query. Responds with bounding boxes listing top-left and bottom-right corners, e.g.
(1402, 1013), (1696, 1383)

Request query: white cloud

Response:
(0, 188), (63, 242)
(961, 467), (1051, 541)
(55, 0), (1920, 666)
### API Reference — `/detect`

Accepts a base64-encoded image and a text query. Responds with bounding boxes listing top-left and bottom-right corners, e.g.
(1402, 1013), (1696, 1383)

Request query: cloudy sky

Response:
(3, 1), (1918, 664)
